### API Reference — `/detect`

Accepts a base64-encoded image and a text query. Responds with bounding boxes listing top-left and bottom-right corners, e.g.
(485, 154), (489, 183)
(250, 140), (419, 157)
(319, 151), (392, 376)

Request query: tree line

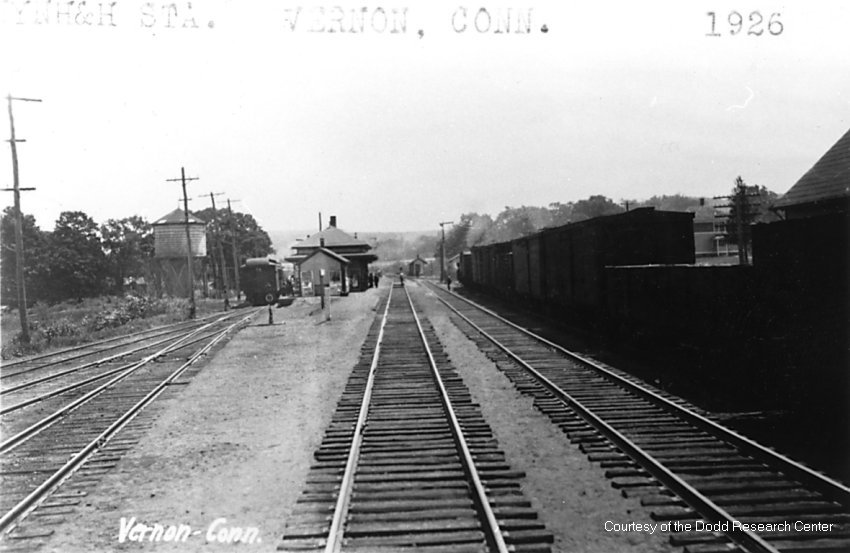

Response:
(436, 189), (778, 262)
(1, 208), (274, 306)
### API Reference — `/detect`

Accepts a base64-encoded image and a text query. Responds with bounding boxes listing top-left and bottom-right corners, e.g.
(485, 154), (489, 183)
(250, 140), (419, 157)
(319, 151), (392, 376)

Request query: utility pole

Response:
(167, 167), (199, 318)
(438, 220), (453, 283)
(227, 199), (241, 301)
(199, 191), (229, 307)
(3, 94), (41, 344)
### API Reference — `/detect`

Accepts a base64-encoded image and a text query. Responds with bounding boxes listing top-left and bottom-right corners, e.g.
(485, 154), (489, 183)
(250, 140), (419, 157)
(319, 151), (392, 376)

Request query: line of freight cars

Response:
(459, 207), (696, 325)
(459, 208), (848, 408)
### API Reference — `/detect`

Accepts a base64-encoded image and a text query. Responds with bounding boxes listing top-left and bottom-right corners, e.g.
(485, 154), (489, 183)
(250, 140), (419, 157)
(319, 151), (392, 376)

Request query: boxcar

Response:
(458, 252), (473, 285)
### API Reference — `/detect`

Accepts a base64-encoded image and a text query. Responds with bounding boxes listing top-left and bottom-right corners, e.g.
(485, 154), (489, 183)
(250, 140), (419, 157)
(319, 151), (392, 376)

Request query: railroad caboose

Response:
(240, 257), (285, 306)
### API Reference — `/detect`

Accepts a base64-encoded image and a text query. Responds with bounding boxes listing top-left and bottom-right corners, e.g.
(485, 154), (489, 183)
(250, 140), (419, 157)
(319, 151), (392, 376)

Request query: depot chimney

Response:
(329, 215), (337, 228)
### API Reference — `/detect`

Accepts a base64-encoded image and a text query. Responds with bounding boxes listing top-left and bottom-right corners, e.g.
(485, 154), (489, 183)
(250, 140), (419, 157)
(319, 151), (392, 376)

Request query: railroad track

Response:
(424, 281), (850, 553)
(279, 283), (552, 552)
(0, 310), (238, 380)
(0, 309), (255, 443)
(0, 309), (260, 549)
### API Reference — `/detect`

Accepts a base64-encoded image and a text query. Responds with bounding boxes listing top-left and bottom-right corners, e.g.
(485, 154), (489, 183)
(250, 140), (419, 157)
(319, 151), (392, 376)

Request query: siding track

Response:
(0, 309), (259, 549)
(279, 283), (552, 552)
(425, 281), (850, 553)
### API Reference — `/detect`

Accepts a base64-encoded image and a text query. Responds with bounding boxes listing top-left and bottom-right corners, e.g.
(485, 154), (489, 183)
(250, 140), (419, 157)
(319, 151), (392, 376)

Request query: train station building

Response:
(285, 216), (377, 295)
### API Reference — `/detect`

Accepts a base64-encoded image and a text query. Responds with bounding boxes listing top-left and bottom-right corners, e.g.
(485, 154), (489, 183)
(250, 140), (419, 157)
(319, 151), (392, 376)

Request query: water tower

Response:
(152, 208), (207, 296)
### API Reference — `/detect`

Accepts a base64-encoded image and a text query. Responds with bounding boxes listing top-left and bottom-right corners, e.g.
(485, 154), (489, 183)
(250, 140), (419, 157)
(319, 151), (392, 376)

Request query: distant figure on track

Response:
(399, 272), (404, 286)
(446, 276), (452, 292)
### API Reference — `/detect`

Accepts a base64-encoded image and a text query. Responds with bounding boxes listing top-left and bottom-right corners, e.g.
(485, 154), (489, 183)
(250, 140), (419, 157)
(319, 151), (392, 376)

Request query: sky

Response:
(1, 0), (849, 236)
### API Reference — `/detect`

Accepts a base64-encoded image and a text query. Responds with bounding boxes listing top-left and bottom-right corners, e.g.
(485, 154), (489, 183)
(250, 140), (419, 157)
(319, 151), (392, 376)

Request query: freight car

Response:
(240, 257), (287, 306)
(466, 208), (695, 322)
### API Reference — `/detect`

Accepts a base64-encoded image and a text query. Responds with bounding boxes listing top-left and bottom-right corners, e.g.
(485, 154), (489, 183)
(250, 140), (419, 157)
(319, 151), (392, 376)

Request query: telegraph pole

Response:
(167, 167), (199, 318)
(199, 191), (229, 307)
(439, 220), (453, 283)
(227, 199), (241, 301)
(4, 94), (41, 344)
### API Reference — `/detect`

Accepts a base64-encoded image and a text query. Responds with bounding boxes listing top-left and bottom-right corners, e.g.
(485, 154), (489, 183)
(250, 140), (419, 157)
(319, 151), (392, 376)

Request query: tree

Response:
(548, 202), (576, 226)
(572, 195), (625, 221)
(721, 177), (779, 263)
(48, 211), (107, 301)
(195, 208), (274, 286)
(101, 216), (154, 294)
(442, 214), (478, 259)
(635, 194), (702, 212)
(1, 207), (50, 305)
(486, 206), (553, 243)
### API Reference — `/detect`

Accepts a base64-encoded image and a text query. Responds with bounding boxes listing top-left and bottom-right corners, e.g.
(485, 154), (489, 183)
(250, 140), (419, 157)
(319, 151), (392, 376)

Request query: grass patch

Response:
(1, 295), (231, 360)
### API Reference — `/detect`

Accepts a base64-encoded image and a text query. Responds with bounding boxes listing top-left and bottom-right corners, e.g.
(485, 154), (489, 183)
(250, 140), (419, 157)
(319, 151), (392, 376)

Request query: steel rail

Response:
(0, 310), (257, 535)
(0, 314), (238, 397)
(323, 286), (393, 553)
(425, 284), (785, 553)
(0, 314), (242, 454)
(0, 326), (231, 414)
(404, 285), (509, 553)
(1, 310), (238, 373)
(428, 282), (850, 507)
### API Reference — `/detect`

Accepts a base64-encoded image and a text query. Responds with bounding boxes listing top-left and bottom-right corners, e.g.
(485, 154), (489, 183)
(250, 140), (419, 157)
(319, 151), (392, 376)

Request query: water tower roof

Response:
(153, 208), (206, 225)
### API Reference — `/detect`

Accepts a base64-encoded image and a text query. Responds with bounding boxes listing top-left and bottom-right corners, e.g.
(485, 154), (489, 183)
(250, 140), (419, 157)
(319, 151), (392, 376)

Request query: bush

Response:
(1, 295), (219, 360)
(85, 295), (170, 332)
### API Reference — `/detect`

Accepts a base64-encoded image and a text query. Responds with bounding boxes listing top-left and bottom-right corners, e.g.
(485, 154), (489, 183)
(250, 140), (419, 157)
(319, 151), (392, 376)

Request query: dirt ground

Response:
(30, 281), (675, 552)
(35, 289), (381, 553)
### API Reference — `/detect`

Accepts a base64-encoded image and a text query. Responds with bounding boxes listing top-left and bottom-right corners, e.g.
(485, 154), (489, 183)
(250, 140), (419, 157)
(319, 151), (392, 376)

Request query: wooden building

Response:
(408, 255), (428, 277)
(151, 208), (207, 297)
(773, 128), (850, 219)
(285, 216), (377, 294)
(298, 248), (350, 296)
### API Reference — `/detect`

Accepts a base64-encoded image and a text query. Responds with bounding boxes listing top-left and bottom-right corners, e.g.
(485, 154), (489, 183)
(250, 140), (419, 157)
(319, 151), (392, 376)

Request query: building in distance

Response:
(285, 216), (377, 295)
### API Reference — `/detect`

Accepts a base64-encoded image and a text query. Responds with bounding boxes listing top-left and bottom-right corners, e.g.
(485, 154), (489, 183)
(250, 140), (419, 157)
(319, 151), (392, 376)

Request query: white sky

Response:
(1, 0), (848, 234)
